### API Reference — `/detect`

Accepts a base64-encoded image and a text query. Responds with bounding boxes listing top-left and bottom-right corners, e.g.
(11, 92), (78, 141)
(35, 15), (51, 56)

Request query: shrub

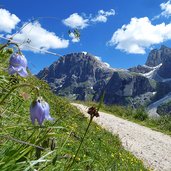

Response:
(133, 107), (148, 121)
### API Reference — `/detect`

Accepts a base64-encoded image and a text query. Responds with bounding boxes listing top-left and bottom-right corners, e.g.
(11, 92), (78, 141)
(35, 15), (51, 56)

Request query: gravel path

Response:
(72, 103), (171, 171)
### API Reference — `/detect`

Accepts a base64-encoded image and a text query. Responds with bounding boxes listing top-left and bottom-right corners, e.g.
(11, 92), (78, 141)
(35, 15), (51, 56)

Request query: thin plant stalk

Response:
(0, 83), (39, 105)
(0, 40), (21, 53)
(66, 115), (94, 171)
(66, 93), (103, 170)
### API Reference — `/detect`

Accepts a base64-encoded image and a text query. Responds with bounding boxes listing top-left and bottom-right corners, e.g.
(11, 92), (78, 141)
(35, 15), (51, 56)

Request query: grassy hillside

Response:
(0, 49), (148, 170)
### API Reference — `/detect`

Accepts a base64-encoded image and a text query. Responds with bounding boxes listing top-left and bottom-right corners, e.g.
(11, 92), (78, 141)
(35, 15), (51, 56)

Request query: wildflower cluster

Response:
(2, 48), (53, 126)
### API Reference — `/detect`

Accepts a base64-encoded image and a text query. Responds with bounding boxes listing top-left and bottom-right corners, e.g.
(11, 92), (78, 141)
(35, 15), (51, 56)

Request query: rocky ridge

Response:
(37, 46), (171, 115)
(37, 52), (114, 101)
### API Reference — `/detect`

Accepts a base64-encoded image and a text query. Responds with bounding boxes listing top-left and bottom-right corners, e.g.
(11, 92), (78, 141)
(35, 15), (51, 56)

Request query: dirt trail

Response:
(72, 103), (171, 171)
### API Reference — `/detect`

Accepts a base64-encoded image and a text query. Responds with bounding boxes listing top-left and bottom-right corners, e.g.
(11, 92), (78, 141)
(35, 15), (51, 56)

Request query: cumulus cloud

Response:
(160, 0), (171, 17)
(10, 22), (69, 52)
(153, 1), (171, 20)
(63, 9), (115, 29)
(91, 9), (115, 23)
(0, 8), (20, 33)
(108, 17), (171, 54)
(62, 13), (88, 29)
(69, 32), (80, 43)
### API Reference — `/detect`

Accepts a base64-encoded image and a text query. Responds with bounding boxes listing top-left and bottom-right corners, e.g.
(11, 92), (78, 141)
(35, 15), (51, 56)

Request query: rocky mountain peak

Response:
(36, 46), (171, 115)
(38, 52), (113, 81)
(145, 45), (171, 67)
(37, 51), (156, 106)
(37, 52), (114, 100)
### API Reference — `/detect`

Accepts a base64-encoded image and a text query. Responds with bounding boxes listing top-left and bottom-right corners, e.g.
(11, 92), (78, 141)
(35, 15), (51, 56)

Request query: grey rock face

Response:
(128, 46), (171, 82)
(146, 45), (171, 67)
(157, 101), (171, 116)
(36, 45), (171, 116)
(102, 71), (155, 105)
(38, 46), (171, 107)
(145, 49), (162, 67)
(157, 55), (171, 79)
(37, 52), (113, 101)
(128, 65), (153, 74)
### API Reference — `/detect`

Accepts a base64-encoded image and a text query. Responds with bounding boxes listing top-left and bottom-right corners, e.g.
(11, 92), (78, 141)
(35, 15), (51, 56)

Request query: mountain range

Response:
(37, 45), (171, 116)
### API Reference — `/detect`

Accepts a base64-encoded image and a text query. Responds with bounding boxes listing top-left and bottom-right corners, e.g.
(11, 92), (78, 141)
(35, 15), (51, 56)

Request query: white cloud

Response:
(0, 8), (20, 33)
(63, 9), (115, 29)
(62, 13), (88, 29)
(91, 9), (115, 23)
(92, 15), (107, 23)
(153, 1), (171, 20)
(10, 22), (69, 52)
(108, 17), (171, 54)
(160, 0), (171, 17)
(69, 32), (80, 43)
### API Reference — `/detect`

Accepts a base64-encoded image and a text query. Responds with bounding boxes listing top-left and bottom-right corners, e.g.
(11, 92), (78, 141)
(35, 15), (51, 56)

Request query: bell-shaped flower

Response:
(8, 53), (28, 77)
(30, 98), (53, 126)
(43, 102), (54, 121)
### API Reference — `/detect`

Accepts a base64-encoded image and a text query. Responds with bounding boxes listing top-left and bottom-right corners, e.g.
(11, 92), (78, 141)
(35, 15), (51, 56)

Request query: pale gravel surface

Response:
(72, 103), (171, 171)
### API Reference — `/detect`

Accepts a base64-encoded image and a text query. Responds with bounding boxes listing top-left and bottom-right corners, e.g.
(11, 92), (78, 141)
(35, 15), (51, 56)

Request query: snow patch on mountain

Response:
(142, 63), (162, 79)
(81, 51), (88, 55)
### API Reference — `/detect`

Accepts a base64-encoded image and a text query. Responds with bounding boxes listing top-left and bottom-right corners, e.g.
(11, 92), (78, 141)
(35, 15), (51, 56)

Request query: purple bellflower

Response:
(30, 97), (53, 126)
(8, 53), (28, 77)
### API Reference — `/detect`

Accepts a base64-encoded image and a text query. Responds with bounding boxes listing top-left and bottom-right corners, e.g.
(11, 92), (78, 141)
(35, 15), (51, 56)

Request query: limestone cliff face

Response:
(130, 46), (171, 79)
(145, 45), (171, 79)
(128, 65), (153, 74)
(157, 47), (171, 79)
(101, 72), (155, 105)
(37, 52), (113, 101)
(145, 45), (171, 67)
(36, 45), (171, 114)
(37, 52), (156, 106)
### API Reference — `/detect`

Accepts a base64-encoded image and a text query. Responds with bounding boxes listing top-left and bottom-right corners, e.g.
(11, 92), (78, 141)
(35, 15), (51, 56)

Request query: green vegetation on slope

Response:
(79, 101), (171, 135)
(0, 49), (148, 170)
(157, 100), (171, 115)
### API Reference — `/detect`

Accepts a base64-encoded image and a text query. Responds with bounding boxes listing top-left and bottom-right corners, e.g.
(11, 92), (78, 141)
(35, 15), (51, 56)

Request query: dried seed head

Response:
(87, 106), (99, 118)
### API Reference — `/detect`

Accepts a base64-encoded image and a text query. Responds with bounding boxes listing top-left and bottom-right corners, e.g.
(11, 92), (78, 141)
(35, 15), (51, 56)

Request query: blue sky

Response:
(0, 0), (171, 73)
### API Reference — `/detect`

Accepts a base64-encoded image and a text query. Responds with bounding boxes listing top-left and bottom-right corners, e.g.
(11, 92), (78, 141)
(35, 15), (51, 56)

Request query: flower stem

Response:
(0, 83), (40, 105)
(0, 40), (21, 53)
(0, 43), (10, 51)
(66, 116), (93, 171)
